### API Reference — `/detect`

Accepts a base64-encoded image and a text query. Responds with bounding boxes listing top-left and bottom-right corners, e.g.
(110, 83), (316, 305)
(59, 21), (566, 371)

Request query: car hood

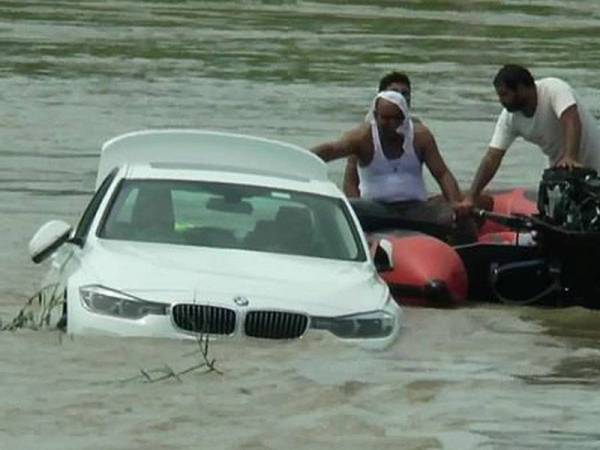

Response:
(81, 239), (388, 316)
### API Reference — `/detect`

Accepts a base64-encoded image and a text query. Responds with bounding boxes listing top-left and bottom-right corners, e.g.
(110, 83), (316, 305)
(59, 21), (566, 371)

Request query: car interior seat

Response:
(130, 186), (176, 242)
(273, 206), (314, 255)
(244, 219), (278, 251)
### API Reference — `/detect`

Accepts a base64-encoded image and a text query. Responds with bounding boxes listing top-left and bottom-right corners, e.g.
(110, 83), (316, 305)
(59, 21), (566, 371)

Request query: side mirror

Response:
(29, 220), (73, 264)
(373, 238), (394, 273)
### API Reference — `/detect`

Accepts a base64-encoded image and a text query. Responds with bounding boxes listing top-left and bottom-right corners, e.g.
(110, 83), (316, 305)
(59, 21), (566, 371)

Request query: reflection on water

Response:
(2, 1), (600, 448)
(521, 307), (600, 347)
(519, 356), (600, 386)
(518, 307), (600, 387)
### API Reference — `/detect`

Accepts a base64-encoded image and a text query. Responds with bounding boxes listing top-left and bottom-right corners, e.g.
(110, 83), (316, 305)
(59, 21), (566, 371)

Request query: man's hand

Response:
(554, 155), (583, 170)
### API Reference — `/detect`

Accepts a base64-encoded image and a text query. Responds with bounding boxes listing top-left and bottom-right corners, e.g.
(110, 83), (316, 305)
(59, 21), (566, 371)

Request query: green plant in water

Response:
(1, 283), (64, 331)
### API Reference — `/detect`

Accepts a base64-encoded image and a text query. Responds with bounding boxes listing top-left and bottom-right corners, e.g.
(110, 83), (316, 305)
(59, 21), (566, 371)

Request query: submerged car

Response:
(29, 130), (402, 344)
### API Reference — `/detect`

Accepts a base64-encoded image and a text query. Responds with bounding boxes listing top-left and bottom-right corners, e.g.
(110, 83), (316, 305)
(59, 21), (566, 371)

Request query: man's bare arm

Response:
(467, 147), (506, 200)
(311, 126), (365, 162)
(453, 146), (505, 218)
(556, 104), (582, 168)
(420, 130), (462, 203)
(342, 155), (360, 197)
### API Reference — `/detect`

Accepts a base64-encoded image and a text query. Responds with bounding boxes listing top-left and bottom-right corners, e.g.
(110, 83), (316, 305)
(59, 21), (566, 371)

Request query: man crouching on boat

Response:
(455, 64), (600, 218)
(311, 90), (476, 243)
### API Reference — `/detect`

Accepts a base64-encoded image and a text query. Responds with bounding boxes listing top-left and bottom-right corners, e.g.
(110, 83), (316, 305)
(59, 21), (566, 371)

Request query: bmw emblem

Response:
(233, 296), (249, 307)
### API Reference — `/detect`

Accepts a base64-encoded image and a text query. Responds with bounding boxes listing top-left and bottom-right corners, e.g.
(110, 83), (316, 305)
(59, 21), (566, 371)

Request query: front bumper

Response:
(68, 290), (402, 346)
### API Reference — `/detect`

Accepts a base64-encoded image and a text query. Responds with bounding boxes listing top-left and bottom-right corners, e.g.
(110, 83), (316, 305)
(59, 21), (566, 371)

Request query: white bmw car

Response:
(29, 130), (402, 344)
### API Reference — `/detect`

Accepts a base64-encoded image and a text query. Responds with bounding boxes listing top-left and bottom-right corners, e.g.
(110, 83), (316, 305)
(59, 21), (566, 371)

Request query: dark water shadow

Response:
(517, 307), (600, 386)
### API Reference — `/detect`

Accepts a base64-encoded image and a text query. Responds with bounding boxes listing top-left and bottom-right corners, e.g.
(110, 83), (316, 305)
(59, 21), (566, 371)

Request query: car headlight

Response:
(79, 285), (168, 320)
(311, 309), (397, 339)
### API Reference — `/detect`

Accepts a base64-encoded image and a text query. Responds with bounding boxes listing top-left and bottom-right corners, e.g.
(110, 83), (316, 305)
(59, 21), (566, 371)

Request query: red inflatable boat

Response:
(356, 168), (600, 308)
(357, 168), (600, 308)
(353, 188), (542, 307)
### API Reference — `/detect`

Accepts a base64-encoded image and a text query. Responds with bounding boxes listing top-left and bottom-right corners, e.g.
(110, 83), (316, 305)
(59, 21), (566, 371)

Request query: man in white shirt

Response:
(456, 64), (600, 216)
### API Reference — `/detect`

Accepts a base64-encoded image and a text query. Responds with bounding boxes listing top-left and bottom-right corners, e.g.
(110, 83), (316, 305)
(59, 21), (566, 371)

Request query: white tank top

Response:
(357, 122), (427, 203)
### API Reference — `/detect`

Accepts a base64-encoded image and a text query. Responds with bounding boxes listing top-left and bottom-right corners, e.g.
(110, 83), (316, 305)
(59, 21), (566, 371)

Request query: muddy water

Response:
(2, 1), (600, 448)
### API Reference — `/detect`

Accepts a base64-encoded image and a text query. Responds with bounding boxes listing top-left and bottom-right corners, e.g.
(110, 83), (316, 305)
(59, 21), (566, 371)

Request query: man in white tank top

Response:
(343, 71), (429, 198)
(457, 64), (600, 216)
(312, 88), (475, 243)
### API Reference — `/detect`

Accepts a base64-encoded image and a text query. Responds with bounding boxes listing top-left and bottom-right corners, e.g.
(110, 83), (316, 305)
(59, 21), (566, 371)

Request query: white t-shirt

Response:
(489, 77), (600, 171)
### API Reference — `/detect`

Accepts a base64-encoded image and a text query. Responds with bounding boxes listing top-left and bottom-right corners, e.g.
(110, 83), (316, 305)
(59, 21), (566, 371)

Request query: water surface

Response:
(1, 1), (600, 448)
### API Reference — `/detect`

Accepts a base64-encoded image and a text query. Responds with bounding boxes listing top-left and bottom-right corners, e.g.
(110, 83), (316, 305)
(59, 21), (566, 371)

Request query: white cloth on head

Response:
(365, 90), (414, 154)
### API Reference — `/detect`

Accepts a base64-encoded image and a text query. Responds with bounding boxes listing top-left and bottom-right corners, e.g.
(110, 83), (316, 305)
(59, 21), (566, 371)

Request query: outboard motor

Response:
(534, 167), (600, 306)
(471, 167), (600, 306)
(537, 167), (600, 231)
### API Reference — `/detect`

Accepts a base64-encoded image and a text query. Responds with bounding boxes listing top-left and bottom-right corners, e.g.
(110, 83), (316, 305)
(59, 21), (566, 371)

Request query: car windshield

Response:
(98, 179), (365, 261)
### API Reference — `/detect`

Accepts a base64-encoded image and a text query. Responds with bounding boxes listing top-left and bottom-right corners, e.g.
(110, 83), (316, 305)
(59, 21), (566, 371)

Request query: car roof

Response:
(97, 129), (328, 189)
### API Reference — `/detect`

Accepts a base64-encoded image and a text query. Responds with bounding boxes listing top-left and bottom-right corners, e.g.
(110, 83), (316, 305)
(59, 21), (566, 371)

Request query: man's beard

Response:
(379, 126), (405, 150)
(379, 126), (399, 140)
(504, 97), (525, 113)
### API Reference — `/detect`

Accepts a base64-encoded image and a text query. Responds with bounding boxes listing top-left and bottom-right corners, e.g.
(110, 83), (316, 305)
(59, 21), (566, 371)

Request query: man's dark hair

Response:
(493, 64), (535, 90)
(378, 71), (411, 92)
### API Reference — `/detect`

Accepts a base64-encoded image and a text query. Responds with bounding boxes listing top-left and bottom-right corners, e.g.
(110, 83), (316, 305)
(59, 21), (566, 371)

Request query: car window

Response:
(73, 168), (118, 243)
(99, 179), (365, 261)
